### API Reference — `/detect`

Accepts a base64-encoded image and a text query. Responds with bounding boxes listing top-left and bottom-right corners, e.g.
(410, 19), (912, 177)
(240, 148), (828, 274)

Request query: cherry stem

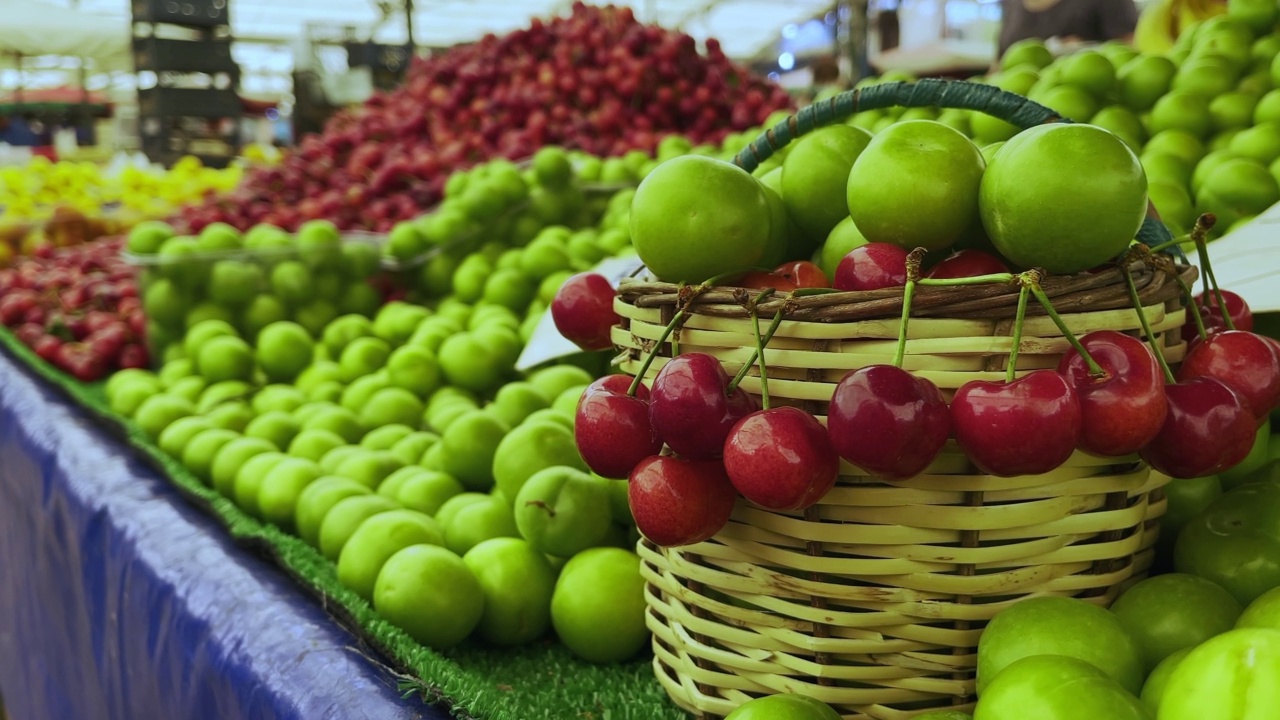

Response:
(751, 310), (771, 410)
(1187, 214), (1234, 332)
(1173, 274), (1210, 342)
(1123, 264), (1177, 385)
(1147, 236), (1191, 255)
(894, 248), (927, 369)
(1006, 280), (1031, 384)
(625, 271), (754, 397)
(918, 272), (1017, 287)
(726, 307), (785, 395)
(627, 308), (686, 397)
(1027, 281), (1104, 378)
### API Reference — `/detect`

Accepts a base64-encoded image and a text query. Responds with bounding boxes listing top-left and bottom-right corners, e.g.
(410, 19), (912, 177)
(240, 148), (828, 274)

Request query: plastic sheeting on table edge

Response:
(0, 348), (447, 720)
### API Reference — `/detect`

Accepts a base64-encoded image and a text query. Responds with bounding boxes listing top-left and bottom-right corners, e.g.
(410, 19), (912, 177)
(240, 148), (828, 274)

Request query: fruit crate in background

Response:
(125, 234), (385, 367)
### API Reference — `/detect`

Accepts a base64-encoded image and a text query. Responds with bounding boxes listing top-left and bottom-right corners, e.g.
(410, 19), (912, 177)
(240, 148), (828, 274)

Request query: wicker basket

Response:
(616, 79), (1195, 719)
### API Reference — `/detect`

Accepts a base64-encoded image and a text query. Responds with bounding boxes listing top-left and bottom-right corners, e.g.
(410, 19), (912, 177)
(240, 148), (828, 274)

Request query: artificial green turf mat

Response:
(0, 328), (685, 720)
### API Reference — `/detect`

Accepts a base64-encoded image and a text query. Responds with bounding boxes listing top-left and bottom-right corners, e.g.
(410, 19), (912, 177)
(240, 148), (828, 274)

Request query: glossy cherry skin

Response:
(827, 365), (951, 481)
(833, 242), (909, 292)
(1057, 330), (1168, 457)
(926, 249), (1010, 280)
(1179, 330), (1280, 422)
(649, 353), (756, 459)
(1182, 289), (1253, 344)
(550, 272), (620, 351)
(774, 260), (830, 289)
(1140, 377), (1256, 479)
(575, 376), (659, 480)
(723, 407), (839, 510)
(951, 370), (1082, 477)
(628, 455), (737, 547)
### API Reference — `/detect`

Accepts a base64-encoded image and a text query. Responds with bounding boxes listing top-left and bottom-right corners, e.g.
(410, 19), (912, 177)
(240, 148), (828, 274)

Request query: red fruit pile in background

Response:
(0, 237), (147, 381)
(181, 2), (792, 234)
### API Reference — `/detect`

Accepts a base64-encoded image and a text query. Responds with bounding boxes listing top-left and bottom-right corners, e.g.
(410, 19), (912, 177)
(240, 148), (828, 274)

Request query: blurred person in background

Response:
(998, 0), (1140, 56)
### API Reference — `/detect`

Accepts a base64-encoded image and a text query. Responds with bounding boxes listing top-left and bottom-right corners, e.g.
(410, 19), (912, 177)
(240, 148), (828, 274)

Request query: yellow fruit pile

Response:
(1136, 0), (1228, 54)
(0, 155), (243, 224)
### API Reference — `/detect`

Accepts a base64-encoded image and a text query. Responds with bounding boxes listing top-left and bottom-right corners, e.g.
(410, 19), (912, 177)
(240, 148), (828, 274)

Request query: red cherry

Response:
(1057, 331), (1168, 457)
(55, 342), (108, 382)
(833, 243), (909, 292)
(550, 272), (619, 352)
(827, 365), (951, 481)
(118, 344), (150, 370)
(574, 376), (660, 479)
(926, 248), (1010, 279)
(1182, 290), (1252, 344)
(628, 455), (737, 547)
(736, 271), (798, 292)
(1139, 377), (1256, 478)
(773, 260), (829, 289)
(33, 335), (62, 363)
(951, 370), (1082, 477)
(1178, 330), (1280, 422)
(723, 406), (839, 510)
(649, 353), (756, 459)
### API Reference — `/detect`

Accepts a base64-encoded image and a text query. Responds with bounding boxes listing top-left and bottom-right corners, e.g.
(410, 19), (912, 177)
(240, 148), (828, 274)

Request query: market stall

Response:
(1, 2), (1280, 720)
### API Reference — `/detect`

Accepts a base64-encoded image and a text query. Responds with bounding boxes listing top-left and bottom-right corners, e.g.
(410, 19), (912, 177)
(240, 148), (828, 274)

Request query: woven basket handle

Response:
(732, 79), (1173, 250)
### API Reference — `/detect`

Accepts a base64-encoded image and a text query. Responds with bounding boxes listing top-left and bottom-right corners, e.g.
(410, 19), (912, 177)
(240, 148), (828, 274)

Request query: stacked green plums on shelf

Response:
(125, 219), (385, 365)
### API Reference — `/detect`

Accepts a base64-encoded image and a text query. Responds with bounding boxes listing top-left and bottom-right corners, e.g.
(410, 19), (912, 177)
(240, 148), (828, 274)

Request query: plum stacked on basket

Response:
(551, 80), (1279, 719)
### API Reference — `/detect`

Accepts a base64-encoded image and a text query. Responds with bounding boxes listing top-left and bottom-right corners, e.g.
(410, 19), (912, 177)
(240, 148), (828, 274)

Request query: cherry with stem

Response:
(950, 270), (1082, 477)
(827, 249), (953, 482)
(723, 291), (839, 511)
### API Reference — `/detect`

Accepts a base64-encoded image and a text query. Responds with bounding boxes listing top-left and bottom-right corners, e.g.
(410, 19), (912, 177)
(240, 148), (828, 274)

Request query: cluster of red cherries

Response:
(0, 237), (148, 381)
(551, 237), (1279, 548)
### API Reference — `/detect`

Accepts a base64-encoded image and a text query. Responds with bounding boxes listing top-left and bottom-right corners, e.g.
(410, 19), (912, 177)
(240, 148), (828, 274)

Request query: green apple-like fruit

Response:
(1110, 573), (1243, 672)
(393, 470), (464, 516)
(1159, 628), (1280, 720)
(373, 544), (484, 649)
(1141, 647), (1191, 715)
(514, 467), (612, 558)
(440, 410), (509, 491)
(550, 547), (648, 663)
(462, 538), (557, 646)
(980, 123), (1147, 274)
(337, 509), (443, 600)
(1238, 586), (1280, 630)
(441, 494), (519, 556)
(257, 457), (323, 529)
(847, 120), (985, 252)
(724, 694), (842, 720)
(977, 596), (1144, 695)
(257, 321), (314, 383)
(974, 655), (1147, 720)
(317, 494), (400, 561)
(294, 476), (371, 547)
(631, 155), (773, 283)
(493, 420), (588, 503)
(287, 428), (347, 463)
(1175, 480), (1280, 605)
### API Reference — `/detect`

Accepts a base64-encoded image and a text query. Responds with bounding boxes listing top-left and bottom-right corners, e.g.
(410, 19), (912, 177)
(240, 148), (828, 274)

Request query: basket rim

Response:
(616, 260), (1195, 323)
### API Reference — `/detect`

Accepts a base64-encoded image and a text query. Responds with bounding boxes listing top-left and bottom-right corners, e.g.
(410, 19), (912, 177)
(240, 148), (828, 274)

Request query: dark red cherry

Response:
(649, 353), (756, 459)
(1179, 330), (1280, 422)
(551, 272), (620, 351)
(1140, 376), (1256, 479)
(628, 455), (737, 547)
(827, 364), (951, 481)
(1182, 289), (1253, 344)
(951, 370), (1082, 477)
(723, 407), (838, 510)
(833, 242), (909, 292)
(575, 376), (659, 479)
(926, 249), (1010, 280)
(1057, 330), (1167, 457)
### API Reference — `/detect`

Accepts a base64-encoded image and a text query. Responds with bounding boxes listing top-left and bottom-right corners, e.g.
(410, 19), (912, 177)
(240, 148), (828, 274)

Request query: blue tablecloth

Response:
(0, 351), (446, 720)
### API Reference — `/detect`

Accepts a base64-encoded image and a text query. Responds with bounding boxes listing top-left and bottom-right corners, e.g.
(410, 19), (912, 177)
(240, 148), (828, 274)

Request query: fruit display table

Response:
(0, 348), (444, 720)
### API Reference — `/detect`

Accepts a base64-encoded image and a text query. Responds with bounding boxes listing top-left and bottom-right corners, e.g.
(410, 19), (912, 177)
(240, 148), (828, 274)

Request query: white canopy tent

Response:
(0, 0), (839, 96)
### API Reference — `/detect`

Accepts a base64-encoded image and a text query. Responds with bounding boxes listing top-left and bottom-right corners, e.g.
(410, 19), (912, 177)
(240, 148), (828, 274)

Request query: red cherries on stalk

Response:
(551, 272), (619, 351)
(1140, 376), (1256, 478)
(1057, 331), (1168, 457)
(723, 406), (839, 510)
(827, 365), (951, 481)
(649, 353), (756, 459)
(951, 370), (1082, 477)
(574, 375), (661, 479)
(1182, 289), (1253, 344)
(1179, 330), (1280, 422)
(628, 455), (738, 547)
(834, 243), (910, 291)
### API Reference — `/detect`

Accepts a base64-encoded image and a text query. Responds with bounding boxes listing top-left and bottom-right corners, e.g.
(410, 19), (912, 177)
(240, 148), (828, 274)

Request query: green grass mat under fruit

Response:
(0, 328), (683, 720)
